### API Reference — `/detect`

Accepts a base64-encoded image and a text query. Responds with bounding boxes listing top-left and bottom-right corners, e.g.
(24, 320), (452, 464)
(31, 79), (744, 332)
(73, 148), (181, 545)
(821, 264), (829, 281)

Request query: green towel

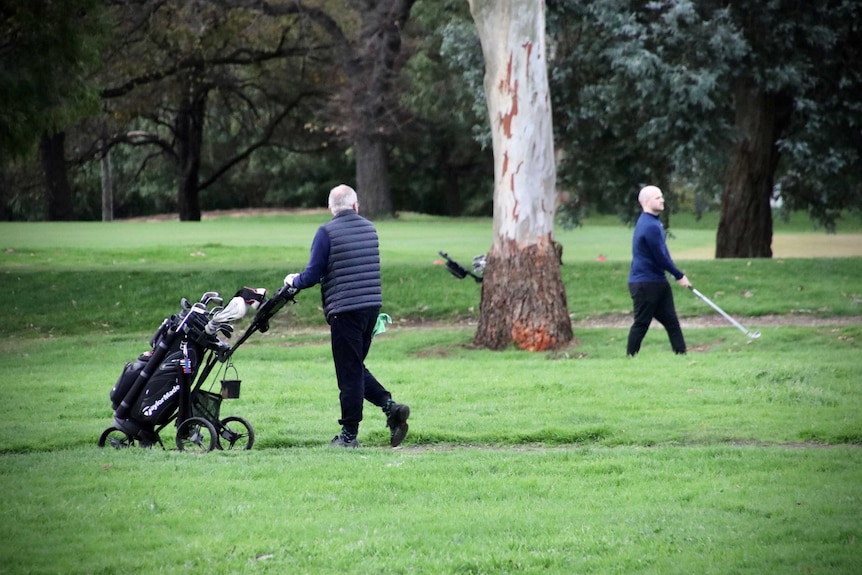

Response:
(373, 313), (392, 337)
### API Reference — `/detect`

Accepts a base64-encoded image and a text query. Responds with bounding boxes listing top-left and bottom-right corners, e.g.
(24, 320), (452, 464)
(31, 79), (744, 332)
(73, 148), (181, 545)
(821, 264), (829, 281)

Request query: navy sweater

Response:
(628, 212), (684, 283)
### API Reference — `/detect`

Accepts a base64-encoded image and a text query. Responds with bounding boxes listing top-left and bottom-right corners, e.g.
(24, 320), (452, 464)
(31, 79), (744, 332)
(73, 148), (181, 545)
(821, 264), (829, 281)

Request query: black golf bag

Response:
(110, 337), (202, 433)
(101, 285), (298, 451)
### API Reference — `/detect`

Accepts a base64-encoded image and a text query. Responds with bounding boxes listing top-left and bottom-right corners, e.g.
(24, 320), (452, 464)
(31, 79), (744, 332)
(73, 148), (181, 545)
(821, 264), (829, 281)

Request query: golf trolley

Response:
(438, 251), (485, 283)
(98, 285), (298, 452)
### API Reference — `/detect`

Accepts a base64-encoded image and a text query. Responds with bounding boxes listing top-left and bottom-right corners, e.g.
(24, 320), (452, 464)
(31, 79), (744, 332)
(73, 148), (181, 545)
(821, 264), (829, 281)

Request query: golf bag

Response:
(110, 328), (202, 432)
(101, 285), (298, 451)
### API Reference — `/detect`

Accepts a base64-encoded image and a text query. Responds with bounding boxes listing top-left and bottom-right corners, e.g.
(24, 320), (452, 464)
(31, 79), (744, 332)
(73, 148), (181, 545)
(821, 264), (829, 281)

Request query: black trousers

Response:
(329, 307), (391, 434)
(627, 282), (686, 355)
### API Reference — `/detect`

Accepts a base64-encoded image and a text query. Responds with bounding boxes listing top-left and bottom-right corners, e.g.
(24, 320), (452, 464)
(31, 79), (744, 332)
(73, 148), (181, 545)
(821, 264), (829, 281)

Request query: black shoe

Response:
(386, 402), (410, 447)
(330, 432), (359, 448)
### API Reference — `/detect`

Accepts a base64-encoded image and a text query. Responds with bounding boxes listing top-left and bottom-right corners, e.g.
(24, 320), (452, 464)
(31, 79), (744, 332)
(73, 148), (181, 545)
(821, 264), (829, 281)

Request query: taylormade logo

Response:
(143, 384), (180, 417)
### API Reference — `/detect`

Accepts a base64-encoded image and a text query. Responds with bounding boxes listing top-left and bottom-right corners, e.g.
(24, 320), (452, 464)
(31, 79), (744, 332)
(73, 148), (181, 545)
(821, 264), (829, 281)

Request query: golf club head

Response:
(199, 291), (220, 305)
(748, 331), (761, 339)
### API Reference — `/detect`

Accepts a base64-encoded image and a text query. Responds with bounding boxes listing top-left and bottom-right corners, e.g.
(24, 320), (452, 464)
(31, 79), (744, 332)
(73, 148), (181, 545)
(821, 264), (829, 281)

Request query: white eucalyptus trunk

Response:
(468, 0), (572, 351)
(469, 0), (557, 247)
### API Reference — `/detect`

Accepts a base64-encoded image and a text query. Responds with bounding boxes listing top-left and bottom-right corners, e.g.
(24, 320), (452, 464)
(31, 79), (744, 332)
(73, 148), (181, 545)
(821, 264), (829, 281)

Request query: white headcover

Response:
(205, 296), (248, 334)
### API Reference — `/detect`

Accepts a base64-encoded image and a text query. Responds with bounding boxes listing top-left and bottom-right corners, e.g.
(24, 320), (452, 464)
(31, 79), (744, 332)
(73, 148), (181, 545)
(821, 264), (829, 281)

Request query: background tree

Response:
(548, 0), (862, 255)
(0, 0), (106, 220)
(4, 0), (859, 228)
(219, 0), (417, 220)
(90, 0), (332, 221)
(548, 0), (743, 227)
(468, 0), (572, 351)
(396, 0), (493, 216)
(713, 0), (862, 257)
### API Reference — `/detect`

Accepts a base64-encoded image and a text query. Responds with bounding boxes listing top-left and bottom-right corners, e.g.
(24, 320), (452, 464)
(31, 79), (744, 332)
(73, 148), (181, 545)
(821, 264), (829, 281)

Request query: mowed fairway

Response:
(0, 214), (860, 574)
(672, 233), (862, 260)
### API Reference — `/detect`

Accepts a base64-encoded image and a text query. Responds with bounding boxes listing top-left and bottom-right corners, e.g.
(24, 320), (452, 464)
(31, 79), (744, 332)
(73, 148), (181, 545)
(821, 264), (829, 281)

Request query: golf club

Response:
(199, 291), (222, 308)
(689, 287), (761, 339)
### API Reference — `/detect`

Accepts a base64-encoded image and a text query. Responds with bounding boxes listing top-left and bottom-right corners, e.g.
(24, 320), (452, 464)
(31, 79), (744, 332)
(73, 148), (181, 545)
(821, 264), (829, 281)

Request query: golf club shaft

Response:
(690, 287), (756, 337)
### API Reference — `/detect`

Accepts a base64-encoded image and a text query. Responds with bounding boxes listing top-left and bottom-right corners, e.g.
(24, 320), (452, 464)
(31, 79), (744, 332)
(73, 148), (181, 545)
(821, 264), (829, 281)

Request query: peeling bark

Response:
(475, 240), (571, 351)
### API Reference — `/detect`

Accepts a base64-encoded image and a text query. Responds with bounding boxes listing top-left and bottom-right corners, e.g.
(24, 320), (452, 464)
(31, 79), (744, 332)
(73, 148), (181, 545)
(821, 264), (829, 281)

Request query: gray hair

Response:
(328, 184), (358, 215)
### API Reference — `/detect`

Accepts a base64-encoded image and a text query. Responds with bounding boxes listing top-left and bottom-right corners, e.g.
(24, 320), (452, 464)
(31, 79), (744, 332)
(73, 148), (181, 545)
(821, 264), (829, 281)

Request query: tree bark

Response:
(40, 131), (74, 221)
(715, 81), (787, 258)
(476, 241), (571, 351)
(100, 142), (113, 222)
(469, 0), (572, 351)
(346, 0), (415, 220)
(176, 75), (207, 222)
(355, 136), (393, 219)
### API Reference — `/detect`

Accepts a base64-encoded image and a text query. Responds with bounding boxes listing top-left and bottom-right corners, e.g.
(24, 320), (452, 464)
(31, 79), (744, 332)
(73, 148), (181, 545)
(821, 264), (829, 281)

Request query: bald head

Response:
(638, 185), (662, 204)
(328, 184), (358, 215)
(638, 185), (665, 215)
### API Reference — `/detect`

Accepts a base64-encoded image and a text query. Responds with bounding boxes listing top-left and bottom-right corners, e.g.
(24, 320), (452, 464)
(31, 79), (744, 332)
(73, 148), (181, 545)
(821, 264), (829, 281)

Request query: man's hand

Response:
(284, 273), (299, 287)
(677, 275), (692, 289)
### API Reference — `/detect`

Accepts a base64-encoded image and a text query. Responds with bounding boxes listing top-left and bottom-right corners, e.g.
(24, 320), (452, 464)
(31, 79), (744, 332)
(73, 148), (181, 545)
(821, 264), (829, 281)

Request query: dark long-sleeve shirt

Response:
(292, 226), (330, 291)
(628, 212), (684, 283)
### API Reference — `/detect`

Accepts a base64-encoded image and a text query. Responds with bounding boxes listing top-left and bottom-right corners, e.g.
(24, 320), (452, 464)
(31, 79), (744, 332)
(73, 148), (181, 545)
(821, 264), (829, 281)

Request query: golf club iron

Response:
(689, 287), (761, 339)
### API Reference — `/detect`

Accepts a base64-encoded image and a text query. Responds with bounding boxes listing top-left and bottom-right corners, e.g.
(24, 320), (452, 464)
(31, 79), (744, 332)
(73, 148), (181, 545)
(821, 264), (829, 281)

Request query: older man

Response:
(284, 184), (410, 447)
(627, 185), (691, 356)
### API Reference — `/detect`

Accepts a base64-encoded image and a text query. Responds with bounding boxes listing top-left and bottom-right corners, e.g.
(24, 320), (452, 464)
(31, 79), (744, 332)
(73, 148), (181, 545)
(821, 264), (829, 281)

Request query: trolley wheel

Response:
(175, 417), (218, 453)
(98, 426), (137, 449)
(218, 416), (255, 450)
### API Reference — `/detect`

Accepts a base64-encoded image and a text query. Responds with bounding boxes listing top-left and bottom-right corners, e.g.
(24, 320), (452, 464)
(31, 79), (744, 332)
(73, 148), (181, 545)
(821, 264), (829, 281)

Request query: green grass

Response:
(1, 211), (860, 337)
(2, 445), (859, 574)
(1, 213), (861, 574)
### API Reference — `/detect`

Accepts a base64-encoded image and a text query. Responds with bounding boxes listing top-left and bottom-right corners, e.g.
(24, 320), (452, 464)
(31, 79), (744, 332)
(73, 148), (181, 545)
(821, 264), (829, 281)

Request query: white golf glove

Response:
(283, 273), (299, 287)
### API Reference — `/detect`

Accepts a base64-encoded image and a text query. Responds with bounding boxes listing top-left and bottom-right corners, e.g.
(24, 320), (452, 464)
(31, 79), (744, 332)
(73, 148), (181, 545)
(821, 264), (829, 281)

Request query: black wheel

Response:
(98, 426), (137, 449)
(218, 416), (255, 450)
(175, 417), (218, 452)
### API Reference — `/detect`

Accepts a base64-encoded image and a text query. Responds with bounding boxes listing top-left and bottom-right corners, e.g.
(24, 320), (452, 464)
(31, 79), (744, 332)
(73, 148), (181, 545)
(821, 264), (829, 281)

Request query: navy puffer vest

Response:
(321, 211), (382, 318)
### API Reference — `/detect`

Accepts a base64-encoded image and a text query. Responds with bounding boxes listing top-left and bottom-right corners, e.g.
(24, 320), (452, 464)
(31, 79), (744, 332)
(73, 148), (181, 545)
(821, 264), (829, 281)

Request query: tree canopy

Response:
(0, 0), (105, 161)
(1, 0), (859, 247)
(547, 0), (862, 255)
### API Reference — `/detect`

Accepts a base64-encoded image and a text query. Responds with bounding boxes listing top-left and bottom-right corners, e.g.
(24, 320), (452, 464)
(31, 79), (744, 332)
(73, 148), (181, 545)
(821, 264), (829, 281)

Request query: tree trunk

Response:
(343, 0), (414, 220)
(39, 131), (74, 221)
(476, 241), (571, 351)
(355, 136), (392, 219)
(101, 143), (113, 222)
(469, 0), (572, 351)
(715, 81), (784, 258)
(176, 76), (207, 222)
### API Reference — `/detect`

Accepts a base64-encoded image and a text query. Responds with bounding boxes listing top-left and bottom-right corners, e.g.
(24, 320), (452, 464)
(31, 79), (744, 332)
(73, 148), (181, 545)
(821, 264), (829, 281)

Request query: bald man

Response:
(627, 185), (691, 356)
